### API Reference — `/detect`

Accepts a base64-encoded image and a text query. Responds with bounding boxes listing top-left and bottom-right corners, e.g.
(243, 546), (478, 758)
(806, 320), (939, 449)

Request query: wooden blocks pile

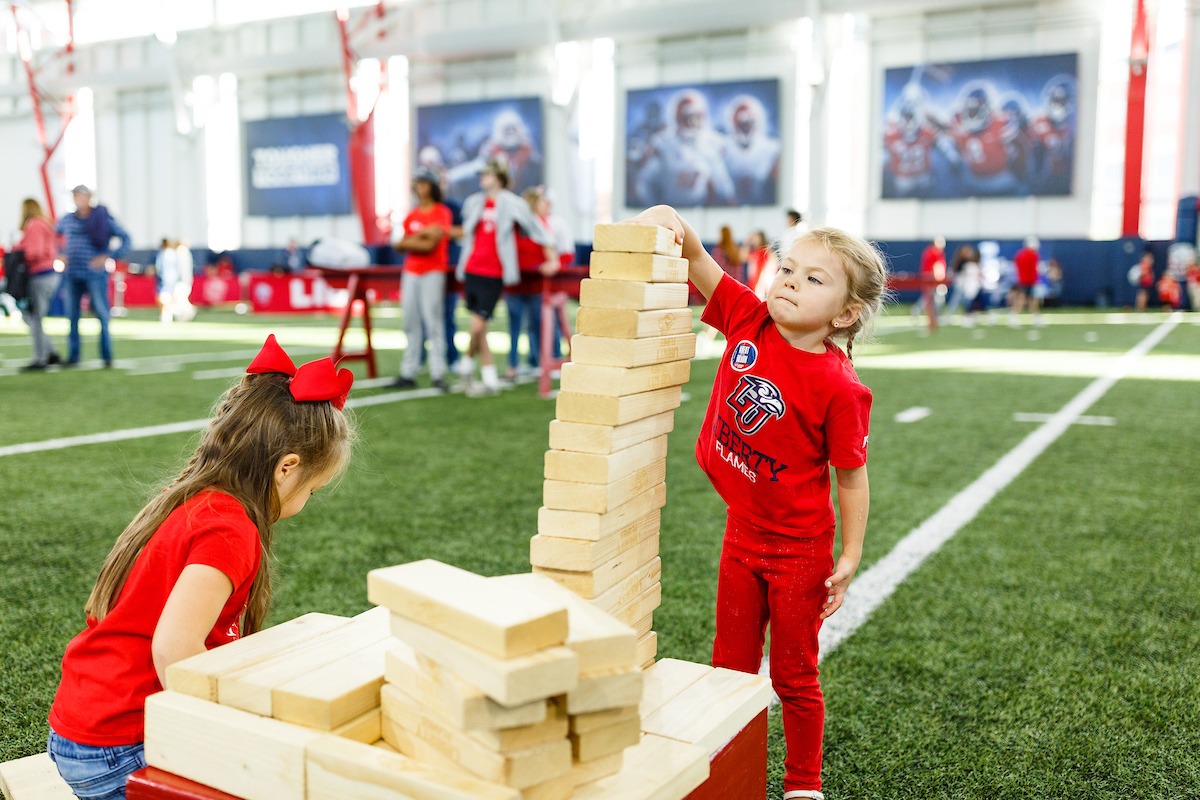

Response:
(534, 224), (697, 670)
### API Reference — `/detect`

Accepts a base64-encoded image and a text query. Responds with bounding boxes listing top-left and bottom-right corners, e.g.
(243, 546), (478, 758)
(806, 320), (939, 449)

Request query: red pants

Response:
(712, 514), (834, 794)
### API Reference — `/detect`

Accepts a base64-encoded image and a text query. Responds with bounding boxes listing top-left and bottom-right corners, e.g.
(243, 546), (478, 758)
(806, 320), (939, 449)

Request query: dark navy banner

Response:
(881, 53), (1077, 199)
(244, 113), (353, 217)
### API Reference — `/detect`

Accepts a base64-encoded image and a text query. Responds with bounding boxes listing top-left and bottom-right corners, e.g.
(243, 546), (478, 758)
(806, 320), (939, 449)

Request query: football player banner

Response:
(414, 97), (545, 205)
(625, 78), (781, 208)
(244, 113), (354, 217)
(881, 53), (1077, 199)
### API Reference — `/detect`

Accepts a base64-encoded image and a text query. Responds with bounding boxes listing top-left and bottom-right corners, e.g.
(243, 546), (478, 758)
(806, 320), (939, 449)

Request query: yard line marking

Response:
(894, 406), (931, 423)
(1013, 412), (1116, 426)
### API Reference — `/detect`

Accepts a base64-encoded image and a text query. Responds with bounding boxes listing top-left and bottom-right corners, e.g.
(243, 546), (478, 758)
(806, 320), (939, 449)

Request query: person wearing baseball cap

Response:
(54, 184), (132, 367)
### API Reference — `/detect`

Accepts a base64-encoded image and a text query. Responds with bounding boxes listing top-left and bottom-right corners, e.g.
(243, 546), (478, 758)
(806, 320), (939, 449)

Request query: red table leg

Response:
(683, 708), (769, 800)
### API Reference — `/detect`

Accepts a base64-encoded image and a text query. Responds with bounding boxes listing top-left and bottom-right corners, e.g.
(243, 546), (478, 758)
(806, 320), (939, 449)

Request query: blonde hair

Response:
(85, 373), (355, 634)
(20, 197), (46, 230)
(776, 226), (889, 360)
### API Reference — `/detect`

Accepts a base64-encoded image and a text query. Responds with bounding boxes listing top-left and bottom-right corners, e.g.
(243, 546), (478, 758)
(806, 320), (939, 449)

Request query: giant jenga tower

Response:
(531, 224), (697, 670)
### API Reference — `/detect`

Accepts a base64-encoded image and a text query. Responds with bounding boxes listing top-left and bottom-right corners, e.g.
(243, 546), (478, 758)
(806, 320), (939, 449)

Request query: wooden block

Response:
(543, 461), (665, 514)
(533, 532), (660, 599)
(591, 223), (682, 257)
(467, 700), (568, 754)
(381, 686), (572, 789)
(560, 360), (691, 399)
(636, 632), (658, 670)
(578, 279), (689, 310)
(571, 733), (708, 800)
(570, 714), (642, 761)
(489, 573), (637, 674)
(640, 658), (713, 718)
(144, 691), (321, 800)
(576, 307), (693, 339)
(570, 703), (639, 735)
(570, 334), (697, 368)
(385, 642), (548, 731)
(0, 753), (75, 800)
(368, 559), (568, 659)
(539, 483), (667, 542)
(271, 637), (388, 730)
(165, 612), (347, 701)
(565, 667), (644, 715)
(591, 557), (662, 614)
(306, 732), (519, 800)
(589, 252), (688, 283)
(549, 410), (675, 455)
(555, 386), (682, 426)
(331, 707), (381, 743)
(571, 750), (624, 786)
(519, 770), (575, 800)
(218, 606), (391, 716)
(390, 614), (579, 707)
(611, 583), (662, 628)
(530, 510), (660, 573)
(545, 435), (668, 486)
(640, 667), (774, 753)
(631, 612), (654, 639)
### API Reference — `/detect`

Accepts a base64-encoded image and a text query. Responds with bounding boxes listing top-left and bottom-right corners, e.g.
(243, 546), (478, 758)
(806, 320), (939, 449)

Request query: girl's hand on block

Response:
(623, 205), (685, 245)
(821, 555), (859, 620)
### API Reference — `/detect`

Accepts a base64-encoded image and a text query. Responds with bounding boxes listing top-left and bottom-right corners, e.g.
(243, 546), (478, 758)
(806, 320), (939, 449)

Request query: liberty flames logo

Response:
(725, 374), (785, 435)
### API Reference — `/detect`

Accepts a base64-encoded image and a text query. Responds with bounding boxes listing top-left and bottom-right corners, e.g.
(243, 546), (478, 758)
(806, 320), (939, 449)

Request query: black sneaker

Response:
(391, 376), (417, 389)
(47, 353), (62, 365)
(432, 377), (449, 393)
(104, 360), (113, 368)
(20, 362), (47, 372)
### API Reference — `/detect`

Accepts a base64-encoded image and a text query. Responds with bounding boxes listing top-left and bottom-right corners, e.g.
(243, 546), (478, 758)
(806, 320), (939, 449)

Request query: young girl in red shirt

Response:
(627, 206), (888, 800)
(47, 335), (356, 799)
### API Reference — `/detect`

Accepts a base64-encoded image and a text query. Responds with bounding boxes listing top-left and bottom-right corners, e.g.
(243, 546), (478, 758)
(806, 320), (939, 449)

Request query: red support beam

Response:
(1122, 0), (1151, 237)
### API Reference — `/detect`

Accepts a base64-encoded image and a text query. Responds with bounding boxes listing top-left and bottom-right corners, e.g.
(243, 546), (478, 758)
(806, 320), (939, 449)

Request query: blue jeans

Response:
(48, 731), (145, 800)
(505, 293), (542, 370)
(61, 268), (113, 363)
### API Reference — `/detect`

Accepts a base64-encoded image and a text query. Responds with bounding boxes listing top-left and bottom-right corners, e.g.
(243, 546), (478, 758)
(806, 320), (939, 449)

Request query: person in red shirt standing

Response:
(47, 335), (355, 799)
(1009, 236), (1043, 327)
(910, 235), (946, 326)
(393, 169), (454, 391)
(13, 197), (63, 370)
(625, 205), (887, 800)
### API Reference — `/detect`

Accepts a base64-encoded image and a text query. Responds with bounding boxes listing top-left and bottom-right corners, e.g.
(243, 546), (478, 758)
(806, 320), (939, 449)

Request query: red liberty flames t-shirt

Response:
(402, 203), (453, 276)
(1014, 247), (1039, 287)
(697, 274), (872, 536)
(465, 198), (502, 279)
(49, 491), (261, 745)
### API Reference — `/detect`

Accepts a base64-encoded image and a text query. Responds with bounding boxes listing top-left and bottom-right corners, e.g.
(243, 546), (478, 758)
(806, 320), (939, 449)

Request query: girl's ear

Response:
(834, 303), (862, 330)
(275, 453), (302, 482)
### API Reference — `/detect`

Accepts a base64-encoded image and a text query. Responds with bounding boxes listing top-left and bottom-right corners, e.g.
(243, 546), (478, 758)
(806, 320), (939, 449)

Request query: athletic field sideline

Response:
(1, 307), (1196, 798)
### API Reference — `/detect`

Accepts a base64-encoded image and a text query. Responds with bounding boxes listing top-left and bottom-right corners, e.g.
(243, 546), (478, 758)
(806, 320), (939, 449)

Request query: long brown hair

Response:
(20, 197), (46, 230)
(84, 372), (354, 634)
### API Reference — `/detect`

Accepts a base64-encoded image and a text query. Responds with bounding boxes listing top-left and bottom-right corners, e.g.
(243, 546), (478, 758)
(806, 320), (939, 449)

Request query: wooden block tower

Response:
(532, 224), (696, 670)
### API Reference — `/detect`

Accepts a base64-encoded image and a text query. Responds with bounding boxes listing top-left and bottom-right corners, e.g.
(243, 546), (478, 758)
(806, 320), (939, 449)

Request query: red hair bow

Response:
(246, 334), (353, 410)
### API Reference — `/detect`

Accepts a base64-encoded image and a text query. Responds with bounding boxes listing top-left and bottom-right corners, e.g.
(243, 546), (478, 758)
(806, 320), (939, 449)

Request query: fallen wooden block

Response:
(0, 753), (74, 800)
(571, 750), (624, 786)
(591, 223), (682, 257)
(589, 252), (688, 283)
(545, 435), (667, 486)
(165, 612), (347, 701)
(549, 410), (675, 455)
(533, 530), (660, 599)
(570, 334), (697, 368)
(518, 770), (575, 800)
(554, 386), (682, 427)
(530, 511), (660, 573)
(217, 606), (391, 716)
(144, 691), (321, 800)
(538, 483), (666, 542)
(466, 699), (568, 754)
(271, 637), (388, 731)
(569, 714), (642, 762)
(331, 707), (381, 744)
(489, 573), (637, 674)
(640, 667), (773, 753)
(575, 308), (693, 340)
(368, 559), (568, 659)
(611, 583), (662, 629)
(381, 686), (572, 790)
(559, 360), (691, 399)
(565, 667), (644, 715)
(543, 461), (665, 514)
(389, 615), (579, 707)
(384, 642), (548, 731)
(636, 632), (658, 670)
(570, 703), (639, 735)
(590, 557), (662, 614)
(306, 732), (519, 800)
(571, 733), (708, 800)
(578, 279), (689, 310)
(640, 658), (713, 718)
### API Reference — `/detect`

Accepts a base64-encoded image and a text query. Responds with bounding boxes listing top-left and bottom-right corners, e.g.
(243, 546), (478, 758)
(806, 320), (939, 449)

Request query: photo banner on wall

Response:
(881, 53), (1078, 199)
(244, 113), (353, 217)
(625, 78), (781, 208)
(415, 97), (544, 205)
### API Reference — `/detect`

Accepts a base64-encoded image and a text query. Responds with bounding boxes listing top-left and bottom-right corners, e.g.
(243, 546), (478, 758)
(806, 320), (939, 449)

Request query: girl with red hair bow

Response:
(46, 336), (355, 799)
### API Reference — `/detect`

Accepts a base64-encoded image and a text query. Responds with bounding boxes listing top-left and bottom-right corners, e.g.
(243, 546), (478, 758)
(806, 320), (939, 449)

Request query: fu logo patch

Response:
(725, 374), (785, 435)
(729, 340), (758, 372)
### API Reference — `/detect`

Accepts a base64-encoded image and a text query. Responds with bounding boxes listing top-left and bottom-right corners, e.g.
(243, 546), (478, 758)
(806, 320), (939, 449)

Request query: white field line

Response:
(894, 406), (931, 423)
(1013, 412), (1116, 426)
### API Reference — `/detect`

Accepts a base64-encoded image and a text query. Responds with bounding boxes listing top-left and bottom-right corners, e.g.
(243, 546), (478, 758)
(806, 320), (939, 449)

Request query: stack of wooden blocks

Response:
(533, 224), (697, 670)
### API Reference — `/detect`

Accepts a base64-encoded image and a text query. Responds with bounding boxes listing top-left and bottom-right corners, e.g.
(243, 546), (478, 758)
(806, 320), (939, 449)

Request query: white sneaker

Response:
(783, 791), (825, 800)
(481, 364), (501, 391)
(456, 356), (474, 378)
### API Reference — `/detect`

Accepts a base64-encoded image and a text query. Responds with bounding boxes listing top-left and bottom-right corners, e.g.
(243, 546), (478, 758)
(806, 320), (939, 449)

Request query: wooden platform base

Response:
(125, 768), (239, 800)
(685, 709), (768, 800)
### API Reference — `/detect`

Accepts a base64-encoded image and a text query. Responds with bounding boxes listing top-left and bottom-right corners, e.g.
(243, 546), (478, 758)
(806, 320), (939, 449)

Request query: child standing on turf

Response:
(626, 206), (887, 800)
(46, 335), (355, 800)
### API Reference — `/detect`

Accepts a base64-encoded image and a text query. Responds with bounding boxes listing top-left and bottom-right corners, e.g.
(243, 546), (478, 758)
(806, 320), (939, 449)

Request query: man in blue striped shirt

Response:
(54, 185), (132, 367)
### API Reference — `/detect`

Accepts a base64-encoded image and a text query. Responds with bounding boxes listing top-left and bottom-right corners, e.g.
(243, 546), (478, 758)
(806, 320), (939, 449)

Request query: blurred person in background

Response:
(14, 197), (62, 370)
